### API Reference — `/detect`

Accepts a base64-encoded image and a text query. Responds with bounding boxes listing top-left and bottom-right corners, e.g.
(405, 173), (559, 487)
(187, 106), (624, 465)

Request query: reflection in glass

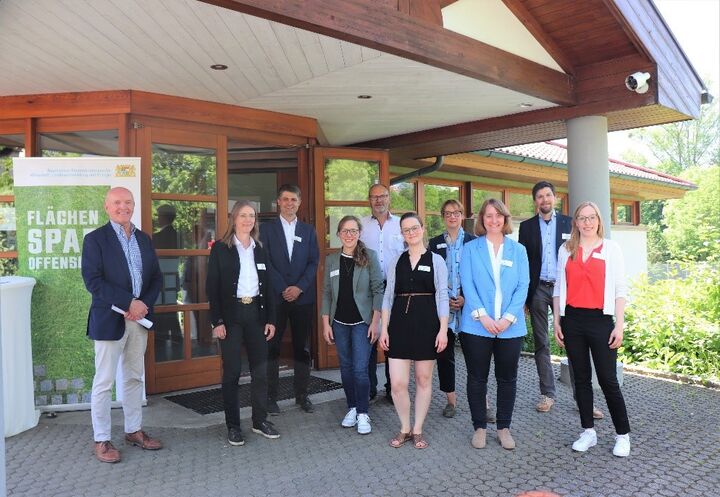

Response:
(0, 200), (16, 276)
(424, 184), (460, 212)
(191, 310), (217, 358)
(154, 310), (184, 362)
(325, 206), (371, 248)
(155, 256), (208, 305)
(473, 188), (503, 213)
(0, 258), (17, 277)
(228, 172), (278, 213)
(40, 130), (118, 157)
(616, 204), (632, 224)
(1, 134), (24, 195)
(508, 192), (535, 220)
(152, 201), (216, 250)
(390, 182), (415, 213)
(324, 159), (379, 201)
(152, 143), (216, 195)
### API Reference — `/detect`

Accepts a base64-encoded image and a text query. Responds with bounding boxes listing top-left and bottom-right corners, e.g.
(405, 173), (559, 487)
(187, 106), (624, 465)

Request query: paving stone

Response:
(55, 378), (68, 391)
(39, 379), (53, 392)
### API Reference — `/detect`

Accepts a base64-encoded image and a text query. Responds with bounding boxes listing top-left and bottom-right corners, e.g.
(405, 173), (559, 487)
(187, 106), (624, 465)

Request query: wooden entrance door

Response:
(312, 147), (389, 369)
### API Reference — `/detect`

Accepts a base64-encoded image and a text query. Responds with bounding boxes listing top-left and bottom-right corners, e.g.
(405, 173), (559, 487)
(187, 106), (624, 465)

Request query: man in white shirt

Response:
(360, 183), (404, 402)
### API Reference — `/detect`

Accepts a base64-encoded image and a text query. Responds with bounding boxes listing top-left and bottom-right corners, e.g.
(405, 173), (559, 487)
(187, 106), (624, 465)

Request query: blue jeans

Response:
(333, 321), (372, 414)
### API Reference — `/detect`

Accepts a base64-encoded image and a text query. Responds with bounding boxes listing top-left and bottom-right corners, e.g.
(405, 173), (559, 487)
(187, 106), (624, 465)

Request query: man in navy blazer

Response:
(81, 187), (162, 463)
(261, 184), (319, 414)
(518, 181), (572, 414)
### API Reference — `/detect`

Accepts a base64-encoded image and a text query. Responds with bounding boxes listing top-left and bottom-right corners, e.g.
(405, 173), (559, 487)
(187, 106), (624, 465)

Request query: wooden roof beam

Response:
(198, 0), (575, 106)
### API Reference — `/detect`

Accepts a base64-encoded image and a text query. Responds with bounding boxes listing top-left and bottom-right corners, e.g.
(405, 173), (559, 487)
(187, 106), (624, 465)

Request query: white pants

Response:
(91, 320), (147, 442)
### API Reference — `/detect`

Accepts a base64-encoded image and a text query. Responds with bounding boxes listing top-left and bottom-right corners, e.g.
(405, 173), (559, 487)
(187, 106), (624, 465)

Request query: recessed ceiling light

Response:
(519, 102), (533, 108)
(357, 95), (372, 99)
(210, 64), (228, 70)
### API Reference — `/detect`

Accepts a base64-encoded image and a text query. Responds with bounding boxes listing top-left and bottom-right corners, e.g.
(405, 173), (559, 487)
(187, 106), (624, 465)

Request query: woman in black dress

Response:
(379, 212), (449, 449)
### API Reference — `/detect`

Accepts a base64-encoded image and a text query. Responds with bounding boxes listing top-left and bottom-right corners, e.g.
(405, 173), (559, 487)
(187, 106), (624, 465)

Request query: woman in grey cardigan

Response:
(321, 215), (384, 435)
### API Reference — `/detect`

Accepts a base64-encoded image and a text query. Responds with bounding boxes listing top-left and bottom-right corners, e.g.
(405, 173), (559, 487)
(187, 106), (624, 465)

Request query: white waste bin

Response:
(1, 276), (40, 437)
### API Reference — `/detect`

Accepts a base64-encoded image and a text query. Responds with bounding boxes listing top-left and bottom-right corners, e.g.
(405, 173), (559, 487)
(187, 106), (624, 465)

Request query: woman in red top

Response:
(553, 202), (631, 457)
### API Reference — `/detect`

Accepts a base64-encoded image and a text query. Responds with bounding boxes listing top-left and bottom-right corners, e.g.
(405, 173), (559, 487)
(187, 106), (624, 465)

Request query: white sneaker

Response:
(341, 408), (357, 427)
(357, 413), (371, 435)
(613, 434), (631, 457)
(572, 429), (597, 452)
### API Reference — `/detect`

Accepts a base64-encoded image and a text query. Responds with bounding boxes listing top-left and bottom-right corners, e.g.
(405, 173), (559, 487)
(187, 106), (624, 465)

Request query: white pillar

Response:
(566, 116), (612, 235)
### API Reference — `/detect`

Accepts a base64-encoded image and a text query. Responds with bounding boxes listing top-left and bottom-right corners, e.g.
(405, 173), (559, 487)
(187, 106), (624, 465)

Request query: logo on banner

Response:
(114, 164), (137, 177)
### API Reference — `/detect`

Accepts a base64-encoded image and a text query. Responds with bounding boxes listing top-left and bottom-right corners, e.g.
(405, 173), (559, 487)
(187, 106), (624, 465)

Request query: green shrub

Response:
(622, 263), (720, 381)
(522, 314), (566, 357)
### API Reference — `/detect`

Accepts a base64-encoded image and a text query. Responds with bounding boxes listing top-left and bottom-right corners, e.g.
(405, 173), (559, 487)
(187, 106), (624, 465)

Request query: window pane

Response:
(155, 255), (208, 306)
(473, 188), (503, 213)
(616, 204), (632, 224)
(324, 206), (371, 249)
(191, 310), (217, 358)
(152, 201), (216, 250)
(152, 143), (216, 196)
(1, 134), (24, 195)
(390, 182), (415, 213)
(508, 192), (535, 220)
(40, 130), (118, 157)
(557, 196), (565, 215)
(229, 172), (278, 213)
(0, 258), (18, 276)
(0, 201), (16, 252)
(424, 184), (460, 213)
(154, 310), (184, 362)
(324, 159), (379, 201)
(425, 214), (444, 239)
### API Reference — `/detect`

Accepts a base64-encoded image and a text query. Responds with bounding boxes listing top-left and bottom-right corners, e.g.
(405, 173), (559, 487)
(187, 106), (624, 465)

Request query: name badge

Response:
(256, 263), (266, 270)
(418, 265), (431, 272)
(330, 269), (340, 277)
(562, 233), (571, 240)
(436, 243), (447, 249)
(501, 259), (513, 267)
(294, 235), (302, 242)
(592, 252), (605, 260)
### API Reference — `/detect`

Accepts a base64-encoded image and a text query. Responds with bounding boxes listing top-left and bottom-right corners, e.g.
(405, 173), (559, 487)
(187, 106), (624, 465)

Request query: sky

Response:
(606, 0), (720, 162)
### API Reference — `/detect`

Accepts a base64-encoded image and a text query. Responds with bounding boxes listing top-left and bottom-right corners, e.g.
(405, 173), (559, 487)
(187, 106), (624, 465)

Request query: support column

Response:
(566, 116), (612, 235)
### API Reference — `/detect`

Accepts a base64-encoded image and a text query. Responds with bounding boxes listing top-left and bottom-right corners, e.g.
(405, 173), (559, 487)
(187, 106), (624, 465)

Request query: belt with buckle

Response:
(237, 296), (256, 304)
(539, 280), (555, 287)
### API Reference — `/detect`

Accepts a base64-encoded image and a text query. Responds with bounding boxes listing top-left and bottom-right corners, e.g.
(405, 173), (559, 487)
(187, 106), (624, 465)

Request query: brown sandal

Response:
(389, 431), (413, 448)
(412, 433), (428, 449)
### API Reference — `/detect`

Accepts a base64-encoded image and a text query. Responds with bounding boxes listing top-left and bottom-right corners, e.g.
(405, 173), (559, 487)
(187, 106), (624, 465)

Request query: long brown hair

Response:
(337, 215), (369, 267)
(220, 200), (260, 247)
(565, 201), (605, 260)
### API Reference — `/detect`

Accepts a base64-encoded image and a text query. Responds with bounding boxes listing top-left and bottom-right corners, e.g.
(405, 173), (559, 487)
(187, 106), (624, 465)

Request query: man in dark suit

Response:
(518, 181), (572, 414)
(82, 187), (163, 463)
(261, 184), (319, 414)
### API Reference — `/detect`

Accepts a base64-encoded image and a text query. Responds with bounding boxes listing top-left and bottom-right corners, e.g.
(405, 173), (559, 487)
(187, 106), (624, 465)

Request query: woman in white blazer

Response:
(552, 201), (631, 457)
(459, 198), (529, 450)
(321, 215), (384, 435)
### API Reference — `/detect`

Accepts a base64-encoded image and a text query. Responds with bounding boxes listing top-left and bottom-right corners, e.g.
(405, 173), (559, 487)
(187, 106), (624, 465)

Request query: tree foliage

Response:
(629, 100), (719, 175)
(662, 165), (720, 262)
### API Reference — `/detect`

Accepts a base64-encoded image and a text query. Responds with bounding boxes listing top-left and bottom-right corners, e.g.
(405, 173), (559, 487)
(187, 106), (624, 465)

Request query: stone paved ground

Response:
(5, 354), (720, 497)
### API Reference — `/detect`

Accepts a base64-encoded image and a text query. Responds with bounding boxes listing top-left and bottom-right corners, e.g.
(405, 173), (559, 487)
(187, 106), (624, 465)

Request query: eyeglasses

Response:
(576, 215), (598, 223)
(443, 211), (463, 218)
(369, 194), (389, 201)
(237, 213), (256, 219)
(401, 225), (422, 235)
(339, 229), (360, 236)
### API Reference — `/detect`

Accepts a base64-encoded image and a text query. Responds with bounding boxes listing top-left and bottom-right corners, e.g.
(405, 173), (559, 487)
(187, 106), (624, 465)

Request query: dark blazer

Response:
(260, 217), (319, 306)
(206, 239), (276, 328)
(82, 222), (162, 340)
(428, 231), (476, 260)
(518, 212), (572, 306)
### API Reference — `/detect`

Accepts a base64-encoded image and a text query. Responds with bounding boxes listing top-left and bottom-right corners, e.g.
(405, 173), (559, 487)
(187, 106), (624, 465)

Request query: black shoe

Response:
(296, 396), (314, 413)
(267, 400), (280, 416)
(252, 420), (280, 439)
(227, 427), (245, 446)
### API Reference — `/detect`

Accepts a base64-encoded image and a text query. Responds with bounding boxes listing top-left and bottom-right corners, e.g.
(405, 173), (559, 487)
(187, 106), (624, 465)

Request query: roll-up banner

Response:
(13, 157), (142, 408)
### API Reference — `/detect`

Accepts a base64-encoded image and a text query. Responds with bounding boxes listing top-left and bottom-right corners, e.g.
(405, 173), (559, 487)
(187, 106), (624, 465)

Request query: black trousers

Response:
(437, 330), (456, 393)
(267, 301), (313, 401)
(562, 306), (630, 434)
(368, 345), (391, 397)
(220, 301), (268, 429)
(460, 333), (523, 430)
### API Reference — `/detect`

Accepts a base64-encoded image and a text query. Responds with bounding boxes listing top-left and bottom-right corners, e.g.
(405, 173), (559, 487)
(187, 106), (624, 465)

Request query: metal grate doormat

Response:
(165, 376), (343, 415)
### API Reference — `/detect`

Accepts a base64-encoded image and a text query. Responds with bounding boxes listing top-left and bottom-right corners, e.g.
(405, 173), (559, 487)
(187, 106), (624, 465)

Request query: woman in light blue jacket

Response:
(459, 198), (529, 450)
(321, 215), (384, 435)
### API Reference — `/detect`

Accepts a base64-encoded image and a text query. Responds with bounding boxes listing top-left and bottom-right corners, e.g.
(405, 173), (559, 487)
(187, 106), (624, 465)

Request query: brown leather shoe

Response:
(94, 441), (121, 463)
(125, 430), (162, 450)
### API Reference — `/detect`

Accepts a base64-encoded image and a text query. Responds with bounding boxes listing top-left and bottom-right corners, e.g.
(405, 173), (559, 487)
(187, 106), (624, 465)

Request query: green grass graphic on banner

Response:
(15, 185), (108, 405)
